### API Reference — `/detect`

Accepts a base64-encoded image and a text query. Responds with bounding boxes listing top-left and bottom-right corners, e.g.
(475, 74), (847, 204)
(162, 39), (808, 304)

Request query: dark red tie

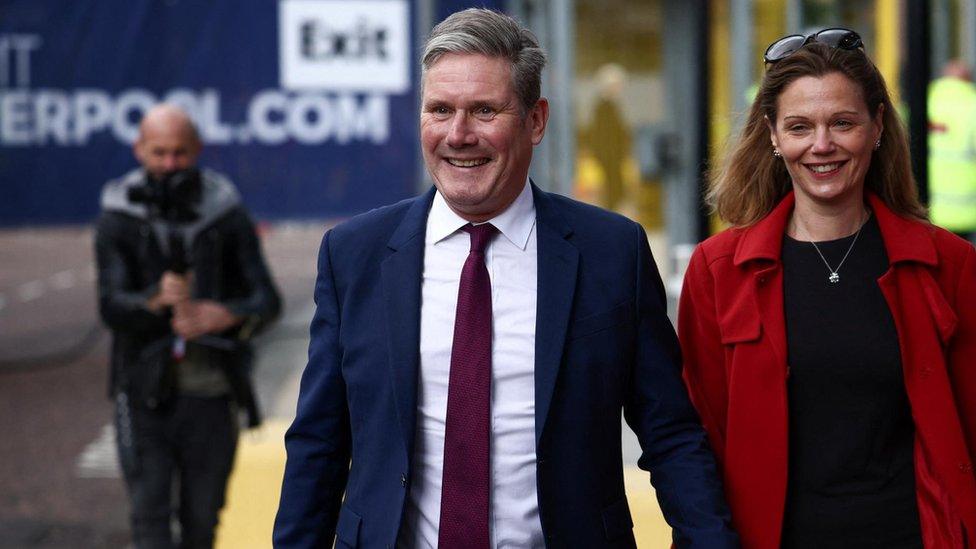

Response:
(438, 223), (496, 549)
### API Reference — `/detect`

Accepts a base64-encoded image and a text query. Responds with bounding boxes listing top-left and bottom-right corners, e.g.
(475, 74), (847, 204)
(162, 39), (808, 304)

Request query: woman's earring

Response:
(874, 138), (881, 150)
(773, 149), (782, 158)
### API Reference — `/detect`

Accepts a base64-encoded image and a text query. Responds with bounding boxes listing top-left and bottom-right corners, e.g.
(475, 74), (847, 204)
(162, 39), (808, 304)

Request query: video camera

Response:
(127, 168), (203, 274)
(127, 168), (203, 224)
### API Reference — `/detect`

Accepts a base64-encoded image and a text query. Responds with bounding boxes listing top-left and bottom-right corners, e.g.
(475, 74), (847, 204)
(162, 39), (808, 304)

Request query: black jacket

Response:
(95, 168), (281, 426)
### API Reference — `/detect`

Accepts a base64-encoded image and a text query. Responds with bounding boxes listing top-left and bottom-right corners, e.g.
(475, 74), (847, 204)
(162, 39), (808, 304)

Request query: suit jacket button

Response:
(961, 462), (973, 474)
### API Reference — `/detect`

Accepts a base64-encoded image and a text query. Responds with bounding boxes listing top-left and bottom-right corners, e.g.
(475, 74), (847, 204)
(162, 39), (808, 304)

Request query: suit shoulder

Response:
(544, 191), (639, 233)
(324, 194), (424, 252)
(332, 195), (418, 235)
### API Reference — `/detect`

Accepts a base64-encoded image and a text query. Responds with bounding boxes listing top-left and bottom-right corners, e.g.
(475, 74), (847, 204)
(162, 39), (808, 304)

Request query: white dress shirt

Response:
(399, 181), (543, 548)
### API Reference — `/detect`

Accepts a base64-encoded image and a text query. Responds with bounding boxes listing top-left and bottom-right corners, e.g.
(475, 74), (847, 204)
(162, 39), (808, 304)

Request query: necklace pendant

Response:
(828, 272), (840, 283)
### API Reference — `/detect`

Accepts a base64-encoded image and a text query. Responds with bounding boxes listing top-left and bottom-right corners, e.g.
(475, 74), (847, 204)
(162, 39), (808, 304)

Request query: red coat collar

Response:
(732, 191), (938, 268)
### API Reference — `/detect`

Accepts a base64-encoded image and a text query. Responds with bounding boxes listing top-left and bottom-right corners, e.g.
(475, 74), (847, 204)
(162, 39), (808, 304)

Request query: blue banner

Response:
(0, 0), (419, 225)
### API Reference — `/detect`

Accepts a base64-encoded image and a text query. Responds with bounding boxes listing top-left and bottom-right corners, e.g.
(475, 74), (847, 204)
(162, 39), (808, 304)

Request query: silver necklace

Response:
(803, 211), (869, 284)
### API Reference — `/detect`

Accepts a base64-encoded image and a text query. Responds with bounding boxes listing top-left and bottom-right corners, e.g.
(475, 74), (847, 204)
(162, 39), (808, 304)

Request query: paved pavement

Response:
(0, 223), (676, 548)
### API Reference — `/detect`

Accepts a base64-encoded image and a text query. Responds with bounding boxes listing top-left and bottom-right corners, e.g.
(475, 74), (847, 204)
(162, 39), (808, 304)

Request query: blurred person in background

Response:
(95, 104), (280, 548)
(588, 62), (632, 212)
(929, 59), (976, 243)
(274, 7), (737, 549)
(679, 30), (976, 548)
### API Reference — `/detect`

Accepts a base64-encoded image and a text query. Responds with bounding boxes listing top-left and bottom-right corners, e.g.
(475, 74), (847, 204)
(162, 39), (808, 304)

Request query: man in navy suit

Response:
(274, 8), (737, 549)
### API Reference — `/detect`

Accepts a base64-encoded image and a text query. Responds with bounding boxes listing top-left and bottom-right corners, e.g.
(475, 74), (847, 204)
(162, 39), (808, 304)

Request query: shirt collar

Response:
(427, 179), (536, 250)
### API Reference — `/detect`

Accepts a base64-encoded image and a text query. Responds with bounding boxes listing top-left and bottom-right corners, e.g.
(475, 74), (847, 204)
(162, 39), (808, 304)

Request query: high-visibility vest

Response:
(928, 76), (976, 232)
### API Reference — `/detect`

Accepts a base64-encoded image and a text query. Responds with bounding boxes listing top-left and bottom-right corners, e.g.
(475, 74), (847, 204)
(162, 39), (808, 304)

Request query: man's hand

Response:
(171, 300), (242, 340)
(146, 271), (192, 312)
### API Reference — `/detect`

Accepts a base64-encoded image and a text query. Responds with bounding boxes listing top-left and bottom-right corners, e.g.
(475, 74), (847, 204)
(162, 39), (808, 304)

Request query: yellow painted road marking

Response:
(625, 467), (673, 546)
(216, 420), (672, 548)
(215, 421), (289, 549)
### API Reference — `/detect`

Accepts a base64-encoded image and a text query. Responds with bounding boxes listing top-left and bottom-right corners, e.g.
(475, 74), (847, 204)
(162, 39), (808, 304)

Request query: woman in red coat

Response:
(679, 30), (976, 548)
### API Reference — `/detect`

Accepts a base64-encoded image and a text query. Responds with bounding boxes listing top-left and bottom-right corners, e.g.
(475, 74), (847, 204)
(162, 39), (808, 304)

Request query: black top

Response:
(780, 214), (922, 548)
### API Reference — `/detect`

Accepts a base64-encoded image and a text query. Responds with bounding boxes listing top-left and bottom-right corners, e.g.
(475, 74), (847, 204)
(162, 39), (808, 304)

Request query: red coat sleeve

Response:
(949, 244), (976, 461)
(678, 245), (730, 462)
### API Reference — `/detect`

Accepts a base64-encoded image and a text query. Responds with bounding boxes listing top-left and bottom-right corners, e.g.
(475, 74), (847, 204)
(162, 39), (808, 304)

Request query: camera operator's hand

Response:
(146, 271), (192, 313)
(171, 300), (242, 340)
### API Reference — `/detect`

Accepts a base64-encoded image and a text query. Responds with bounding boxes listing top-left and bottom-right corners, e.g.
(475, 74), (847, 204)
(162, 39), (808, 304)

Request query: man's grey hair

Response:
(421, 8), (547, 115)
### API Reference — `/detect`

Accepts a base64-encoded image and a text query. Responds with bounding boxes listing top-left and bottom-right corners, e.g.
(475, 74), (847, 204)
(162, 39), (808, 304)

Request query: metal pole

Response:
(548, 0), (575, 196)
(506, 0), (527, 25)
(662, 0), (709, 247)
(905, 0), (931, 203)
(521, 0), (553, 193)
(415, 0), (436, 192)
(730, 0), (753, 128)
(785, 0), (803, 33)
(516, 0), (573, 196)
(931, 0), (950, 71)
(963, 0), (976, 67)
(658, 0), (710, 313)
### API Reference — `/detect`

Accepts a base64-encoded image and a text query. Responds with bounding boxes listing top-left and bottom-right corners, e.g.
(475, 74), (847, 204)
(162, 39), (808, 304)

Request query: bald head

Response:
(942, 59), (973, 82)
(134, 104), (202, 180)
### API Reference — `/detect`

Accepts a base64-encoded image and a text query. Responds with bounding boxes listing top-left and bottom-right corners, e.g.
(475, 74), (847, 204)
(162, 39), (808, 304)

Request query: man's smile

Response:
(446, 157), (491, 168)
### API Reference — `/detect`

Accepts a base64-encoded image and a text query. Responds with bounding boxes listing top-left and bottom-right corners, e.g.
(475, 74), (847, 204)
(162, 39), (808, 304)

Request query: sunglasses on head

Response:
(764, 28), (863, 64)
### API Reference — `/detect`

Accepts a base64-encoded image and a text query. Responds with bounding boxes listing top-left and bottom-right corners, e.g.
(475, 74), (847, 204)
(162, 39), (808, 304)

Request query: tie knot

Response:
(463, 223), (497, 254)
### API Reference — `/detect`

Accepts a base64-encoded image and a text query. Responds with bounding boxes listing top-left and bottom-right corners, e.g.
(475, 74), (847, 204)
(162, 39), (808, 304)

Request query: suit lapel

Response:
(382, 185), (581, 450)
(532, 186), (579, 443)
(381, 188), (435, 459)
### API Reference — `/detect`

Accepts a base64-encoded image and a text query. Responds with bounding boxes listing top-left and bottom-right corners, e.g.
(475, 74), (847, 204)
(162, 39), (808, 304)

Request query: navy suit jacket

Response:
(274, 185), (738, 548)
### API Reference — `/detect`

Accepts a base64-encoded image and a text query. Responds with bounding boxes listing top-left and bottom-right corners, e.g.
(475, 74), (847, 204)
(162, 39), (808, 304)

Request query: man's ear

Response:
(187, 136), (202, 166)
(132, 138), (145, 166)
(530, 98), (549, 145)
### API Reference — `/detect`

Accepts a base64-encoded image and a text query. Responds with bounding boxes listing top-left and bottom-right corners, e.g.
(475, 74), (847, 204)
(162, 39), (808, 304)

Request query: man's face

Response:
(420, 53), (548, 222)
(133, 118), (201, 181)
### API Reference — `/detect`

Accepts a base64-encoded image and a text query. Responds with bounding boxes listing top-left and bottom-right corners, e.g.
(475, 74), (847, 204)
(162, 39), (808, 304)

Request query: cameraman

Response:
(94, 104), (281, 548)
